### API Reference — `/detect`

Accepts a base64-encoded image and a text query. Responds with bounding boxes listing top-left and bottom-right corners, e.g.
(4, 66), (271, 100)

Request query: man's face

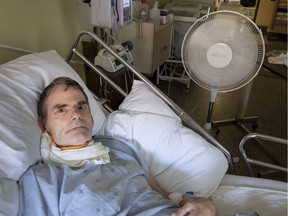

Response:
(43, 85), (93, 146)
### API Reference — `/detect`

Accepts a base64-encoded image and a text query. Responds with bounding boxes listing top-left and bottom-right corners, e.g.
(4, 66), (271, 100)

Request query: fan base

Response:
(212, 115), (258, 132)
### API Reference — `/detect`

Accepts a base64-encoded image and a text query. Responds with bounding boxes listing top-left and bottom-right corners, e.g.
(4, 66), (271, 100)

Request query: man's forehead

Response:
(46, 85), (87, 106)
(50, 85), (84, 96)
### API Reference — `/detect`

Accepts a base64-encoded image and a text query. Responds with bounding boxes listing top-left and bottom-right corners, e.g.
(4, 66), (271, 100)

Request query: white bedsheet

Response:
(213, 185), (287, 216)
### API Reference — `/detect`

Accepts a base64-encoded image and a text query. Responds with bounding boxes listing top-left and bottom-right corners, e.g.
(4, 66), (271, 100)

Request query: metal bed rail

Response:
(66, 30), (235, 174)
(0, 44), (34, 54)
(239, 133), (288, 177)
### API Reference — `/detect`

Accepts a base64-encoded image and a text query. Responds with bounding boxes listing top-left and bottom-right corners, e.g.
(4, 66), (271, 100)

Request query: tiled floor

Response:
(151, 33), (287, 182)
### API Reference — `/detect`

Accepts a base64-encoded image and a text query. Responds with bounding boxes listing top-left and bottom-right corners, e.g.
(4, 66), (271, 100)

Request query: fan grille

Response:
(181, 11), (265, 92)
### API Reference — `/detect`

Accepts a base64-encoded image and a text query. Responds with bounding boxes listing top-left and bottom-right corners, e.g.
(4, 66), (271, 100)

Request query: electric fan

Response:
(181, 10), (265, 132)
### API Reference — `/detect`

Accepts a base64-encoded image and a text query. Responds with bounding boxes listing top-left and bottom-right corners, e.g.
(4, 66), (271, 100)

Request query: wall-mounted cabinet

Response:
(268, 0), (287, 35)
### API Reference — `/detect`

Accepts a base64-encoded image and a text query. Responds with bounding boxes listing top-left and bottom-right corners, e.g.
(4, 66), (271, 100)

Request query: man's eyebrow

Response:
(78, 100), (88, 106)
(53, 104), (68, 110)
(52, 100), (88, 110)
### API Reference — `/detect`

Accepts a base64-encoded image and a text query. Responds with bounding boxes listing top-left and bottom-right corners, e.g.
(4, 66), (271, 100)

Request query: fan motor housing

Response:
(206, 43), (233, 68)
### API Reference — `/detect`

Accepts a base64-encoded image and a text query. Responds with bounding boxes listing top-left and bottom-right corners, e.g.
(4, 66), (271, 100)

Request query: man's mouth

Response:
(66, 125), (87, 133)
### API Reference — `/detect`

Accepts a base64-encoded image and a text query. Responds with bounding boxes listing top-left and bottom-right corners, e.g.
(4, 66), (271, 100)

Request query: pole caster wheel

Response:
(214, 127), (220, 135)
(251, 123), (258, 130)
(182, 88), (189, 96)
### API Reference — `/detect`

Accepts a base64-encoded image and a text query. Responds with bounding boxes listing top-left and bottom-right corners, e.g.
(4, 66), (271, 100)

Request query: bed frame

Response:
(66, 30), (236, 173)
(3, 29), (286, 177)
(66, 30), (288, 177)
(0, 30), (288, 177)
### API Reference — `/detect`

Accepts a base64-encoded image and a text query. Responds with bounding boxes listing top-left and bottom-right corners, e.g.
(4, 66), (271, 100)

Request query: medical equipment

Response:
(117, 0), (133, 26)
(157, 1), (211, 95)
(94, 43), (133, 73)
(165, 1), (211, 58)
(91, 0), (132, 28)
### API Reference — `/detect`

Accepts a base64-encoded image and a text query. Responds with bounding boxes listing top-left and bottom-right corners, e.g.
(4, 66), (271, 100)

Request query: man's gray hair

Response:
(37, 77), (89, 122)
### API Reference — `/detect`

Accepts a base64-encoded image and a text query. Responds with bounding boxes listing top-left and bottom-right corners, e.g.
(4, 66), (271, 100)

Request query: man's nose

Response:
(71, 108), (82, 120)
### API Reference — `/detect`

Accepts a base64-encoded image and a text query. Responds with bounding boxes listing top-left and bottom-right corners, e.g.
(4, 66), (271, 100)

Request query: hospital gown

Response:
(17, 136), (177, 216)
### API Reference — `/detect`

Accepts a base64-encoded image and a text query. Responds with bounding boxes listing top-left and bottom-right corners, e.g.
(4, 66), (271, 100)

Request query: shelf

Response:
(268, 0), (288, 35)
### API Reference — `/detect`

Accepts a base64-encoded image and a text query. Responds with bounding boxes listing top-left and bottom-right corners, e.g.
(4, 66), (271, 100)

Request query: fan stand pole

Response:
(204, 89), (218, 132)
(211, 81), (258, 134)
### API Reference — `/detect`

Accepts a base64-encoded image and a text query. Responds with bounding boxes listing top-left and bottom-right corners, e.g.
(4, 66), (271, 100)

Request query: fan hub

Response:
(206, 43), (232, 68)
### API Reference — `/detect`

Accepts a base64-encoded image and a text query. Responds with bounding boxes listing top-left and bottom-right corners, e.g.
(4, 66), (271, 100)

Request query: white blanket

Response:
(213, 185), (287, 216)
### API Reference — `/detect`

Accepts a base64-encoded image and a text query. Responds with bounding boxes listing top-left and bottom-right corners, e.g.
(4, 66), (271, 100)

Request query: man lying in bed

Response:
(18, 77), (216, 216)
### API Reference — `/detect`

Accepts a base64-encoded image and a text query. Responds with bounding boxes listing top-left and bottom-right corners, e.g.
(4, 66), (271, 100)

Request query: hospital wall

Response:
(0, 0), (172, 81)
(0, 0), (274, 72)
(0, 0), (81, 65)
(0, 0), (171, 64)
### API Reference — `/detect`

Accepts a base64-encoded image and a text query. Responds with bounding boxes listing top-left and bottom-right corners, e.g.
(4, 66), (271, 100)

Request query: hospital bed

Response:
(0, 30), (287, 216)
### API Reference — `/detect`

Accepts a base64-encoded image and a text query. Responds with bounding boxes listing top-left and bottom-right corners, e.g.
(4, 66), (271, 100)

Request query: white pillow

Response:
(0, 50), (106, 180)
(101, 80), (228, 195)
(119, 80), (181, 121)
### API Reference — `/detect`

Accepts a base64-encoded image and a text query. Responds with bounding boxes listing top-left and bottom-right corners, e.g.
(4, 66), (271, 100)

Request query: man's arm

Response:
(147, 175), (216, 216)
(147, 175), (170, 198)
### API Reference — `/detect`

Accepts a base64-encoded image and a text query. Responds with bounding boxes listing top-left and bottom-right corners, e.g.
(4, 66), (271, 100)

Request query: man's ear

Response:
(37, 117), (45, 132)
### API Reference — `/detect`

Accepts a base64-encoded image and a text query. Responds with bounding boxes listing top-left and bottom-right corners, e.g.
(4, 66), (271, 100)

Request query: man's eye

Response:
(56, 108), (66, 113)
(78, 105), (87, 111)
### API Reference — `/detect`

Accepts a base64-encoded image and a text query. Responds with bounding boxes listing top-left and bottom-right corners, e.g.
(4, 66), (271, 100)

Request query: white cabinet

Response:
(117, 20), (172, 76)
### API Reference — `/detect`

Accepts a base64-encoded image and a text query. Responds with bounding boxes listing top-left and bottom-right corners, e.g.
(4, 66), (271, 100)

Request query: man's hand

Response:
(171, 196), (216, 216)
(147, 175), (216, 216)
